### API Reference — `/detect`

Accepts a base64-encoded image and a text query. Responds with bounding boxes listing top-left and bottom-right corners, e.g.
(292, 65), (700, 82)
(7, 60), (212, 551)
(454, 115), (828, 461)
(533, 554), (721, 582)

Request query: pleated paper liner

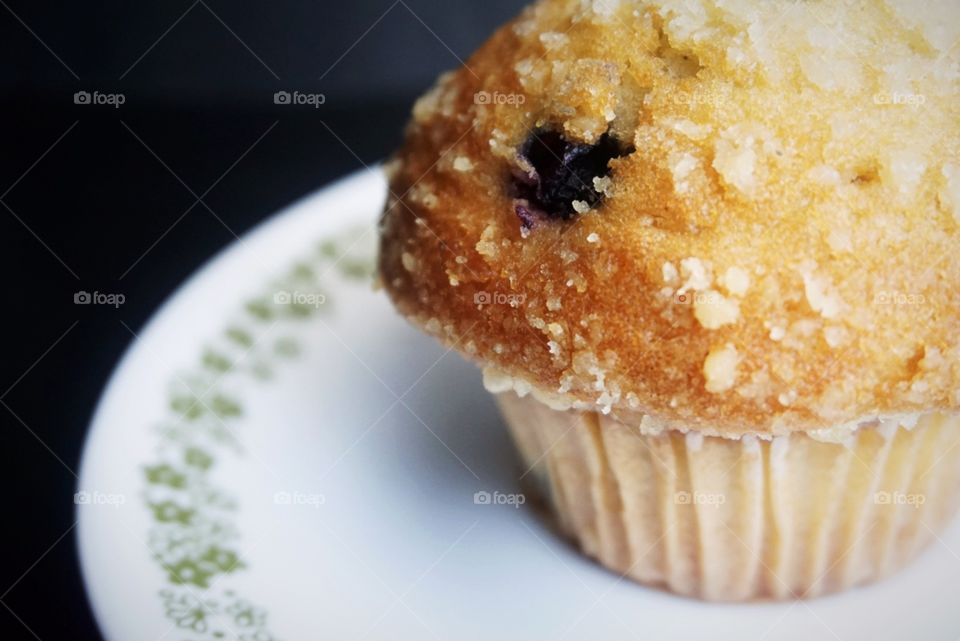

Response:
(497, 392), (960, 601)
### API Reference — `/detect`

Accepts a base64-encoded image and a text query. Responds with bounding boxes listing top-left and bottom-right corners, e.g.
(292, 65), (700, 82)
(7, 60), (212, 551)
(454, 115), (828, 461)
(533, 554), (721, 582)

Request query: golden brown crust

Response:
(378, 0), (960, 437)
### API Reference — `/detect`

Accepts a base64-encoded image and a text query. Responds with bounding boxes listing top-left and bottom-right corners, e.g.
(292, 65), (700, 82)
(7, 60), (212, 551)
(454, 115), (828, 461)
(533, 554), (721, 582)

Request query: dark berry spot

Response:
(512, 129), (632, 231)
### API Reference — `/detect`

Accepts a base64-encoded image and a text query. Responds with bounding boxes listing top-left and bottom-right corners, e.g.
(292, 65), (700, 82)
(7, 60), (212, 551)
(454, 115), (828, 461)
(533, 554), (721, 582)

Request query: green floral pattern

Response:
(143, 227), (374, 640)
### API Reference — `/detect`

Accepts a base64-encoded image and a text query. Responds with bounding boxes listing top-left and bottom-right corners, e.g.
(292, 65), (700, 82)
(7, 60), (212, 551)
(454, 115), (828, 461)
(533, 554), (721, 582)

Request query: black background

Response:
(0, 1), (524, 638)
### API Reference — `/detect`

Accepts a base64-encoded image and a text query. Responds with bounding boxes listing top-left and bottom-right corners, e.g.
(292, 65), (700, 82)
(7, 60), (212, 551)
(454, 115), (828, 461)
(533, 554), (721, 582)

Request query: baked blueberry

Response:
(513, 129), (631, 229)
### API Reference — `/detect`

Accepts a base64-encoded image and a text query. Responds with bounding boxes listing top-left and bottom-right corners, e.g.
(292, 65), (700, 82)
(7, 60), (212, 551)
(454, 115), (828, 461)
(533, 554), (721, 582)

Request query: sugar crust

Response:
(379, 0), (960, 437)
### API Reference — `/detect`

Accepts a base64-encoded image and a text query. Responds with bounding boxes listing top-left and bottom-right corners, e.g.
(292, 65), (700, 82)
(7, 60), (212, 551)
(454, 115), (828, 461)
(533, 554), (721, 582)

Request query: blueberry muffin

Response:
(378, 0), (960, 600)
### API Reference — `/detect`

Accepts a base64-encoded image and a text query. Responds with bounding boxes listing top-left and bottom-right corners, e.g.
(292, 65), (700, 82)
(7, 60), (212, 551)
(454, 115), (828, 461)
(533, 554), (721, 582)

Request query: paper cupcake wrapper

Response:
(497, 392), (960, 601)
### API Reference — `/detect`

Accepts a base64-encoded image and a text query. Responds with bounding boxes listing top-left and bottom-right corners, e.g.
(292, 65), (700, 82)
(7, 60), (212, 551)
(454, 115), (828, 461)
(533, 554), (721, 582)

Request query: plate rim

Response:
(76, 167), (384, 640)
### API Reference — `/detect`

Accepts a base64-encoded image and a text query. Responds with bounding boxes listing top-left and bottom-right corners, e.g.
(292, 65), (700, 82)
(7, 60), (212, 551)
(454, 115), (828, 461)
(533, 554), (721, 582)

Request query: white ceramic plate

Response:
(78, 169), (960, 641)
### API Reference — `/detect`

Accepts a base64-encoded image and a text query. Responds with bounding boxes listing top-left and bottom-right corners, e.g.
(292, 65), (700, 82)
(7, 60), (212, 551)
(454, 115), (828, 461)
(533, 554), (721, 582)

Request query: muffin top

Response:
(378, 0), (960, 438)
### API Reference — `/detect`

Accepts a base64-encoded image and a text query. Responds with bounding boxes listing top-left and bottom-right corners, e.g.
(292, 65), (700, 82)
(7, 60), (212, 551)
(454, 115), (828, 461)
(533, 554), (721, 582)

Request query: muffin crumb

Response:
(592, 175), (613, 196)
(713, 134), (757, 193)
(680, 257), (712, 290)
(704, 343), (739, 393)
(800, 265), (845, 319)
(401, 252), (417, 273)
(694, 290), (740, 329)
(452, 156), (474, 172)
(719, 266), (750, 296)
(662, 261), (680, 284)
